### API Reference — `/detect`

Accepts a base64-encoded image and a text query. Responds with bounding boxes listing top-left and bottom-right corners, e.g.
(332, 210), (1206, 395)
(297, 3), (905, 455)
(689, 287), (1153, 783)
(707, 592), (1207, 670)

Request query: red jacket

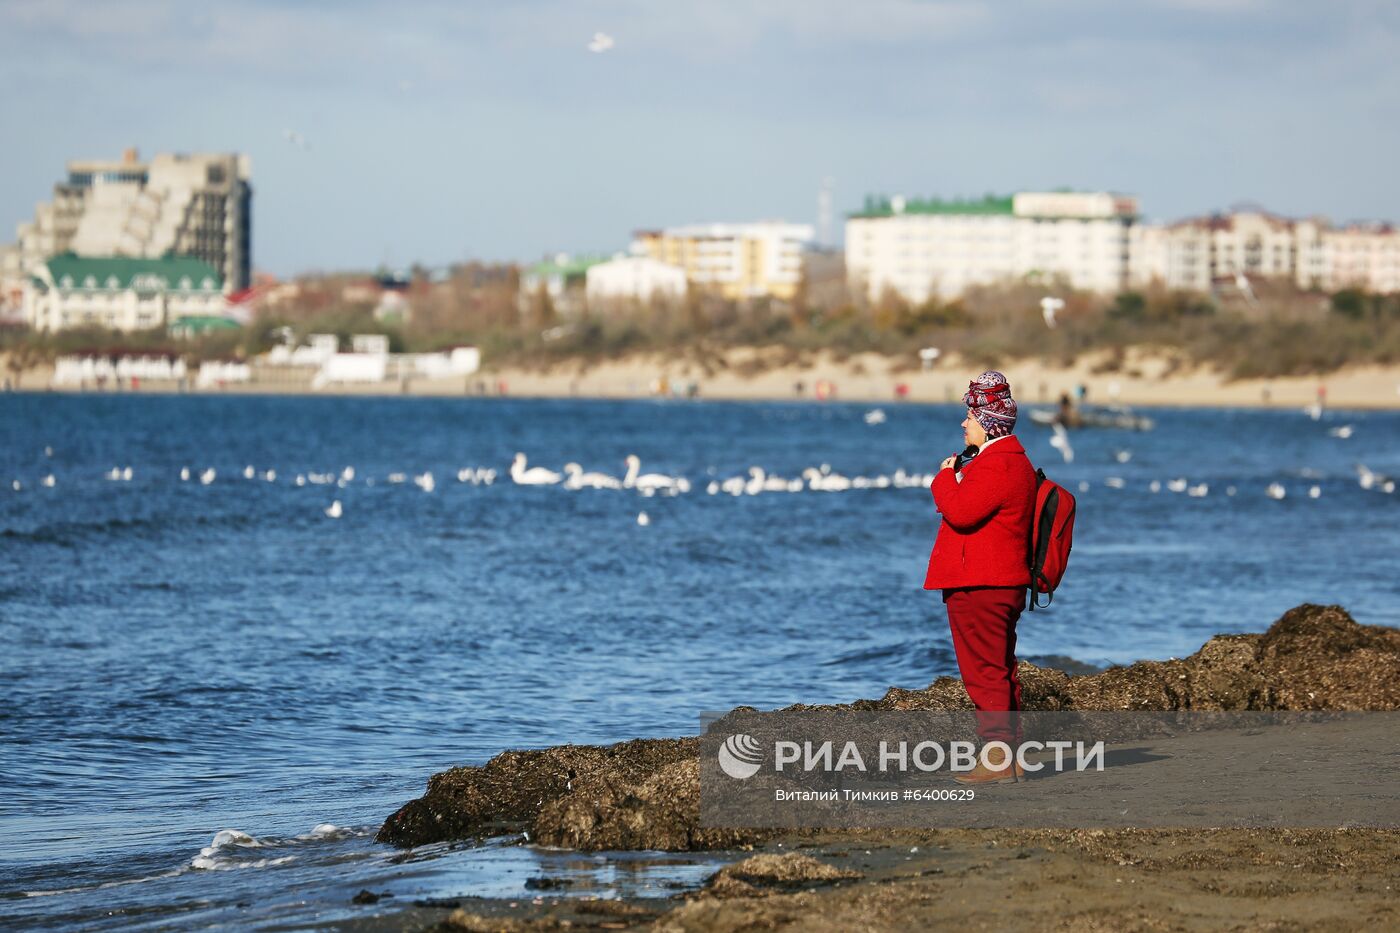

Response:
(923, 434), (1036, 591)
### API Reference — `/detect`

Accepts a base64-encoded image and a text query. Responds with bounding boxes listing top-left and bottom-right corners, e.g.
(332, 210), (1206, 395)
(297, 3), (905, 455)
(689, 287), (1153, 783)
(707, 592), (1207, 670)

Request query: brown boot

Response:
(952, 758), (1025, 785)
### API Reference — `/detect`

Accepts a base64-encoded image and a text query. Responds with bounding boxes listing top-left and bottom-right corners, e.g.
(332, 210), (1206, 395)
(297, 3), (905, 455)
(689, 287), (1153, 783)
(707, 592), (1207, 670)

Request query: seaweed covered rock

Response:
(381, 605), (1399, 852)
(533, 757), (770, 852)
(697, 852), (863, 899)
(377, 737), (696, 847)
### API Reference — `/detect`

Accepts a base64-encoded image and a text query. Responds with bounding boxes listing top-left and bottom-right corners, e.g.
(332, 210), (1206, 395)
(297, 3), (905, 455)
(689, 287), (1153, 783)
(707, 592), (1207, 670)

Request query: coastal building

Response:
(1130, 210), (1329, 292)
(9, 148), (252, 292)
(845, 192), (1137, 303)
(631, 222), (814, 301)
(585, 255), (687, 305)
(24, 254), (227, 332)
(1323, 224), (1400, 294)
(519, 253), (607, 317)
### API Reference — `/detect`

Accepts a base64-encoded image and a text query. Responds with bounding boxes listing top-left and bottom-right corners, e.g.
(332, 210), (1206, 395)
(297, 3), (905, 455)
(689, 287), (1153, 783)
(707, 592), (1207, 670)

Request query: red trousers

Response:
(943, 586), (1024, 744)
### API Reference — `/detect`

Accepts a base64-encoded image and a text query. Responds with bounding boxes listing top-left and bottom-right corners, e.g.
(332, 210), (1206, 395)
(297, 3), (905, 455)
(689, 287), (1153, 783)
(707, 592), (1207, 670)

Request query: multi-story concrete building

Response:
(585, 255), (687, 305)
(845, 191), (1137, 303)
(632, 222), (813, 301)
(1323, 224), (1400, 294)
(1131, 210), (1329, 292)
(10, 149), (251, 293)
(24, 254), (227, 332)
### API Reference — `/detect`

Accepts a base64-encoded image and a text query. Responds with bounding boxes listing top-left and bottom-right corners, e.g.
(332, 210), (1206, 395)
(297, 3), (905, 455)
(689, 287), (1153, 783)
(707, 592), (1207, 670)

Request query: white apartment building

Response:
(1322, 225), (1400, 294)
(25, 255), (226, 332)
(845, 192), (1137, 303)
(632, 222), (813, 301)
(1128, 211), (1400, 294)
(585, 255), (687, 304)
(9, 149), (252, 292)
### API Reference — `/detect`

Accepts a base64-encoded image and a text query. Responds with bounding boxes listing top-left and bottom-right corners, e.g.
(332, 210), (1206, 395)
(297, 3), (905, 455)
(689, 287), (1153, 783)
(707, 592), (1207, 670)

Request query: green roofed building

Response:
(518, 253), (608, 317)
(25, 253), (229, 332)
(845, 190), (1140, 304)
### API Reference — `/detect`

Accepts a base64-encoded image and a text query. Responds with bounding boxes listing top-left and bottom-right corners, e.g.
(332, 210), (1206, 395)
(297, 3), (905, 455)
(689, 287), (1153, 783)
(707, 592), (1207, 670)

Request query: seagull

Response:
(1077, 480), (1090, 493)
(180, 467), (191, 481)
(636, 510), (650, 527)
(264, 470), (276, 482)
(863, 409), (886, 425)
(243, 465), (255, 480)
(341, 467), (355, 483)
(1104, 477), (1126, 489)
(11, 479), (20, 491)
(1308, 485), (1322, 499)
(199, 468), (215, 485)
(1266, 482), (1287, 500)
(413, 472), (435, 493)
(1049, 423), (1074, 463)
(44, 446), (53, 457)
(1167, 477), (1188, 493)
(1149, 480), (1161, 493)
(1327, 425), (1354, 439)
(588, 31), (615, 53)
(512, 453), (562, 486)
(1113, 449), (1133, 464)
(283, 128), (310, 150)
(1304, 403), (1323, 421)
(325, 499), (342, 519)
(1040, 296), (1065, 329)
(1226, 485), (1237, 496)
(122, 466), (133, 482)
(1187, 483), (1209, 498)
(387, 473), (407, 484)
(41, 474), (55, 487)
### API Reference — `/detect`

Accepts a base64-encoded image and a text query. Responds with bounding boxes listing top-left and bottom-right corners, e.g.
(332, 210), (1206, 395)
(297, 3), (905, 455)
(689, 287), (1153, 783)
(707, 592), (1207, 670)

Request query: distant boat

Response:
(1028, 406), (1155, 431)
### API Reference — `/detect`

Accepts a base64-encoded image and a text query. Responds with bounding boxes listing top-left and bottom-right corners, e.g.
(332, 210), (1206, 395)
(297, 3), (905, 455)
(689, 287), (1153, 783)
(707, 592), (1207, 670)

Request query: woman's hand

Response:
(940, 455), (958, 471)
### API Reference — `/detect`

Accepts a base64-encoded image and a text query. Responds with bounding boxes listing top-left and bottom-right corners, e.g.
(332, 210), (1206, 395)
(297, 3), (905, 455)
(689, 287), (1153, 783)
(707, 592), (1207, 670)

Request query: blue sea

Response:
(2, 393), (1397, 929)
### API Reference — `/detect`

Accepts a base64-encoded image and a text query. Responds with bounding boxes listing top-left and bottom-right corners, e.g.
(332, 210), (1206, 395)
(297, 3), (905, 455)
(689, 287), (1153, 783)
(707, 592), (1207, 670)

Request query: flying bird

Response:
(588, 32), (615, 53)
(283, 129), (310, 150)
(1040, 296), (1064, 329)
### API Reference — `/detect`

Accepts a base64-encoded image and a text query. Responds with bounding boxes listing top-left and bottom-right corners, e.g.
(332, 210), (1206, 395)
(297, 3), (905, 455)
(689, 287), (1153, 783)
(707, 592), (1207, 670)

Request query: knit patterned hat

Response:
(962, 370), (1017, 438)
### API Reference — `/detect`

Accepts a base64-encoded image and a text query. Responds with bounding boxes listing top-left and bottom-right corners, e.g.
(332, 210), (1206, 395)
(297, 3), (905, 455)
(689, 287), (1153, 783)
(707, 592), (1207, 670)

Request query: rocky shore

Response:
(373, 605), (1400, 931)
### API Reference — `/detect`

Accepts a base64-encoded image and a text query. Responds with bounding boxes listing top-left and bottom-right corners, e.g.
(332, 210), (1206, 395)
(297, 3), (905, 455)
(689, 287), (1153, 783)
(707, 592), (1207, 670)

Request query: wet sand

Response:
(360, 605), (1400, 931)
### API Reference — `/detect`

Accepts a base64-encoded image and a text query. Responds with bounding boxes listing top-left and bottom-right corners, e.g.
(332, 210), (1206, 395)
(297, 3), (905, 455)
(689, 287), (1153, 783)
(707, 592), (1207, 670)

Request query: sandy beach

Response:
(9, 347), (1400, 409)
(361, 604), (1400, 932)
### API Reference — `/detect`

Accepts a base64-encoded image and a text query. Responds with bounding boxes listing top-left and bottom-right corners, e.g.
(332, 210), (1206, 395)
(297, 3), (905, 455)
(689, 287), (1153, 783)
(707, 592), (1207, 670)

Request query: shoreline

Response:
(7, 347), (1400, 409)
(361, 604), (1400, 931)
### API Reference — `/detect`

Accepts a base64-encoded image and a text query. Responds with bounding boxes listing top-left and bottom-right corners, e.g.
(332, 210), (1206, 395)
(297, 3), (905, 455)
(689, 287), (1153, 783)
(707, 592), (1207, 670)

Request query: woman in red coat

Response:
(925, 371), (1035, 784)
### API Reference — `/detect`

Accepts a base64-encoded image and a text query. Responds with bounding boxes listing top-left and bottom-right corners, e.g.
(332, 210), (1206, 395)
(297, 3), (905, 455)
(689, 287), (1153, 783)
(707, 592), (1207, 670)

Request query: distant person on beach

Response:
(924, 370), (1036, 784)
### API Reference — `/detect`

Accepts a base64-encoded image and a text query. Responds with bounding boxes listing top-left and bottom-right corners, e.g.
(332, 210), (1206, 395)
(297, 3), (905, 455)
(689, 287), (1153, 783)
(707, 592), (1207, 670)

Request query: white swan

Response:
(564, 463), (622, 490)
(623, 455), (685, 492)
(512, 453), (561, 486)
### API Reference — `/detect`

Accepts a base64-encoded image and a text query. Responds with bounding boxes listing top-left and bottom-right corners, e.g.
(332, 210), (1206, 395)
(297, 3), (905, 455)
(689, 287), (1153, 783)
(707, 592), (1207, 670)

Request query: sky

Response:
(1, 0), (1397, 277)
